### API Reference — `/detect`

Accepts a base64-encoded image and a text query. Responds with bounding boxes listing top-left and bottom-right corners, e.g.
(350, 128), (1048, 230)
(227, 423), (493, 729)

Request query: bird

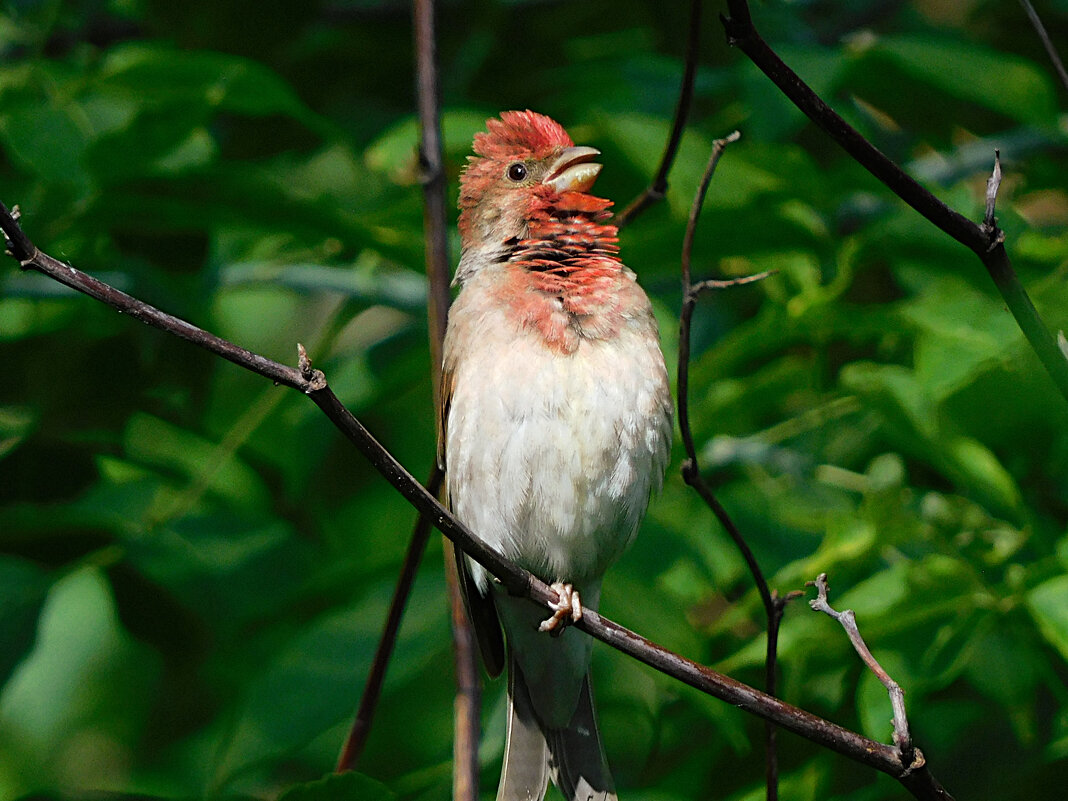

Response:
(439, 110), (672, 801)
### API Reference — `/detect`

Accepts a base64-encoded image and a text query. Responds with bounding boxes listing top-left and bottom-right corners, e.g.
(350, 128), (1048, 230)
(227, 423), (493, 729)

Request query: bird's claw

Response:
(539, 582), (582, 635)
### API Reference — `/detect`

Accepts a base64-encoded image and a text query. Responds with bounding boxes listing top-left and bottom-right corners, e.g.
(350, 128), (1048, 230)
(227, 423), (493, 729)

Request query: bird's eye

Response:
(506, 162), (528, 182)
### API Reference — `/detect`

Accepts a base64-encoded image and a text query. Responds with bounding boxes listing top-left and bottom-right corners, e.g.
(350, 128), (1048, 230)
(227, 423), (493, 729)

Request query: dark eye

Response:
(506, 162), (528, 182)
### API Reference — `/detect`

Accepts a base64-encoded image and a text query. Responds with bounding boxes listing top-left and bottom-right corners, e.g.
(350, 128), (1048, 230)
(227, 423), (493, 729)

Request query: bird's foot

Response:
(539, 582), (582, 635)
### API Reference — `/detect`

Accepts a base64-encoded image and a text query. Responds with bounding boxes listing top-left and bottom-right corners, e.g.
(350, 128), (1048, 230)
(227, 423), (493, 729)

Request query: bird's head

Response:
(458, 110), (608, 256)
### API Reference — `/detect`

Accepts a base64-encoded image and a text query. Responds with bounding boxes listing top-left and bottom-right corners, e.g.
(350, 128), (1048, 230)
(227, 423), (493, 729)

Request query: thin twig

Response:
(336, 466), (441, 772)
(1019, 0), (1068, 97)
(614, 0), (701, 228)
(721, 0), (1068, 407)
(1, 204), (953, 801)
(808, 574), (913, 761)
(677, 130), (801, 801)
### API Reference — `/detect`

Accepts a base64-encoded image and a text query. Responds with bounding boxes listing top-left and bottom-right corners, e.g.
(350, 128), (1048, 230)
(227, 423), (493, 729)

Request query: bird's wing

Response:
(439, 360), (506, 678)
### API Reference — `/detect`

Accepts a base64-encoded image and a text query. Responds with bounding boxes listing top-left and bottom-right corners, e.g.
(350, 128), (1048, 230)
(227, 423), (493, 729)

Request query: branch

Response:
(678, 133), (778, 622)
(678, 131), (802, 801)
(614, 0), (700, 229)
(414, 0), (452, 386)
(1019, 0), (1068, 97)
(412, 1), (480, 796)
(808, 574), (913, 760)
(2, 203), (952, 800)
(335, 466), (441, 772)
(721, 0), (1068, 407)
(337, 0), (480, 791)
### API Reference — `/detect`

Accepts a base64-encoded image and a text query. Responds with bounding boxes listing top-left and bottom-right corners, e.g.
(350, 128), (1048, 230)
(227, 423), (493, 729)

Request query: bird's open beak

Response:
(543, 146), (602, 193)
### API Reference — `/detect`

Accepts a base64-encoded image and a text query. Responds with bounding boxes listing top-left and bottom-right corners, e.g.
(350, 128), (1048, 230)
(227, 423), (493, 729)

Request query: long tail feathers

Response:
(498, 660), (550, 801)
(547, 674), (617, 801)
(498, 660), (617, 801)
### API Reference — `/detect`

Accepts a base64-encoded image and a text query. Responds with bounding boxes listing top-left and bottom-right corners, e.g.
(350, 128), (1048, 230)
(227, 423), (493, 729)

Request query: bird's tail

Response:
(497, 659), (617, 801)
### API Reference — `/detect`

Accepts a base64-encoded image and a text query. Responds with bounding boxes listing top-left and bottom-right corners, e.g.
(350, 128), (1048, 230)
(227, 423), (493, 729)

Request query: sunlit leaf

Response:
(1027, 575), (1068, 662)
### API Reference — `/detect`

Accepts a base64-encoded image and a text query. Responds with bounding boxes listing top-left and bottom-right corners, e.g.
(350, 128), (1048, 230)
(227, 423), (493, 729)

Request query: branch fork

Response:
(808, 573), (914, 763)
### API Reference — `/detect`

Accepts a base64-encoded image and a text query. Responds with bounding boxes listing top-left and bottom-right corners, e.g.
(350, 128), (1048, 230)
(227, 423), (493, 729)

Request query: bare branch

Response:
(414, 0), (452, 387)
(614, 0), (701, 228)
(1019, 0), (1068, 97)
(444, 542), (481, 801)
(336, 466), (441, 772)
(678, 130), (797, 801)
(721, 0), (1068, 407)
(411, 0), (481, 789)
(678, 132), (775, 619)
(3, 202), (952, 799)
(808, 574), (913, 760)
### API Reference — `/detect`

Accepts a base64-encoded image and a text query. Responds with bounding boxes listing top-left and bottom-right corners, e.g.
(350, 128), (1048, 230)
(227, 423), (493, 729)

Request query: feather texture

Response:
(441, 111), (672, 801)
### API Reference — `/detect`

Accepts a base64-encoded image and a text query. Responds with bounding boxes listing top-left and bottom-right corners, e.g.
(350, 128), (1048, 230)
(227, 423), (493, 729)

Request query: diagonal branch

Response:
(1, 203), (952, 801)
(1019, 0), (1068, 97)
(335, 465), (442, 773)
(614, 0), (701, 229)
(720, 0), (1068, 407)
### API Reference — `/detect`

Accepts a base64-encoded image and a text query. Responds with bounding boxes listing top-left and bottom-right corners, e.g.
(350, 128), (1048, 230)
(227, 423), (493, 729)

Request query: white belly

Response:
(445, 307), (671, 592)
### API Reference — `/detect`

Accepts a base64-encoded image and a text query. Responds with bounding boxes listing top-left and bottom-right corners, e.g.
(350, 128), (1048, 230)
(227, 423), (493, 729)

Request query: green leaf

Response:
(601, 114), (781, 217)
(277, 772), (394, 801)
(0, 104), (92, 186)
(1027, 574), (1068, 661)
(0, 567), (159, 789)
(99, 44), (310, 120)
(839, 362), (937, 441)
(365, 110), (494, 183)
(0, 557), (51, 689)
(0, 406), (37, 461)
(944, 436), (1022, 516)
(219, 260), (427, 313)
(213, 573), (450, 785)
(873, 36), (1058, 126)
(122, 412), (271, 511)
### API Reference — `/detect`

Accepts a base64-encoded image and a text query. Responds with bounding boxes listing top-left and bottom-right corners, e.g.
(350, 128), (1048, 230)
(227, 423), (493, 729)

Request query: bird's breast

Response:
(443, 273), (672, 589)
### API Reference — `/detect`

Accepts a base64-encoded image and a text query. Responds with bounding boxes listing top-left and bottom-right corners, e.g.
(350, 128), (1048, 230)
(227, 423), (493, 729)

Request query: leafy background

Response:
(2, 0), (1068, 799)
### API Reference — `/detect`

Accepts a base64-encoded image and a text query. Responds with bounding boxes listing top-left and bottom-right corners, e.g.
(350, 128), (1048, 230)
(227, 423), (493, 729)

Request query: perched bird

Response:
(440, 110), (672, 801)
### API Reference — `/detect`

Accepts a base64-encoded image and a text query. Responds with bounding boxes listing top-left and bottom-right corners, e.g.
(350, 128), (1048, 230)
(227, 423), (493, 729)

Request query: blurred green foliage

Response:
(1, 0), (1067, 799)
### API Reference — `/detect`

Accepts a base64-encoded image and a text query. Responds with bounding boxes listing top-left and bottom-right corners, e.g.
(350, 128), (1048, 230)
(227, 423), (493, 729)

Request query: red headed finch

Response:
(440, 110), (672, 801)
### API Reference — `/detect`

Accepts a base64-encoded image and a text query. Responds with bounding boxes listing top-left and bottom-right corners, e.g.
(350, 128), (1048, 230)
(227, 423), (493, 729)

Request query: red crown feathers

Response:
(472, 110), (573, 160)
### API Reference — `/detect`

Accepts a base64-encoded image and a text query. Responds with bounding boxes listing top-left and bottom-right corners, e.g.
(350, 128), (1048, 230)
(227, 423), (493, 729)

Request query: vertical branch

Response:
(678, 131), (796, 801)
(615, 0), (701, 229)
(337, 0), (476, 784)
(413, 1), (481, 799)
(414, 0), (452, 383)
